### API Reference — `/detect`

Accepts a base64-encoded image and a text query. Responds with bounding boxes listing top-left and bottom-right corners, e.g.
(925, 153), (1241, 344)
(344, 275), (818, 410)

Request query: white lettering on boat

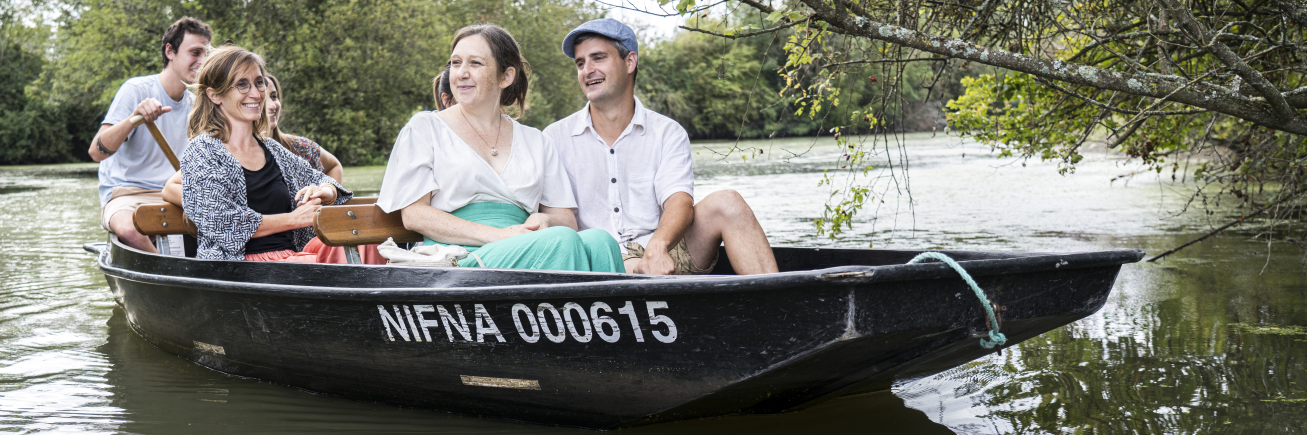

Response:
(402, 305), (422, 342)
(511, 303), (540, 343)
(473, 304), (505, 343)
(562, 302), (593, 343)
(378, 305), (412, 342)
(537, 303), (567, 343)
(439, 304), (473, 342)
(378, 301), (677, 344)
(590, 302), (621, 343)
(412, 305), (440, 341)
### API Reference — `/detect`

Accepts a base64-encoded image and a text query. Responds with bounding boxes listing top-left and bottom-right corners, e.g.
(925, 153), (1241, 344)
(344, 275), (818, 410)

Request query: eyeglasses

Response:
(232, 77), (267, 95)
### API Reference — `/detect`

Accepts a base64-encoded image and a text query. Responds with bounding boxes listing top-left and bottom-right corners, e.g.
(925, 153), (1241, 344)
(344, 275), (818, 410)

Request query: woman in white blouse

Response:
(377, 24), (623, 273)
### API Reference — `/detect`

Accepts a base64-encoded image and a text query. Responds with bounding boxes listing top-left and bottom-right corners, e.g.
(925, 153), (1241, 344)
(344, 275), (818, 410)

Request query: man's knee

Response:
(699, 190), (755, 221)
(108, 211), (143, 238)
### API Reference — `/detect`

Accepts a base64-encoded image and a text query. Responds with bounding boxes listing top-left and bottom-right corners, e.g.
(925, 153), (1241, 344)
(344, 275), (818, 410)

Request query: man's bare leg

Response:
(683, 190), (778, 275)
(109, 210), (159, 253)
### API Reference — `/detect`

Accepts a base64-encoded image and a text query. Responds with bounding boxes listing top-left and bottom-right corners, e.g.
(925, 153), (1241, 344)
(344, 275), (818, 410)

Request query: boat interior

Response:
(112, 198), (1054, 282)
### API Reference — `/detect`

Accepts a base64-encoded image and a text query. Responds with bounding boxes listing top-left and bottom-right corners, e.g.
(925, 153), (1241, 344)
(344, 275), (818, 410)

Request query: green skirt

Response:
(424, 202), (625, 273)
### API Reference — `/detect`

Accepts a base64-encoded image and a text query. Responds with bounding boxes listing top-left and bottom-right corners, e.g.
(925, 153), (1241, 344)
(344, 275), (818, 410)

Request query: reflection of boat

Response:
(84, 239), (1141, 429)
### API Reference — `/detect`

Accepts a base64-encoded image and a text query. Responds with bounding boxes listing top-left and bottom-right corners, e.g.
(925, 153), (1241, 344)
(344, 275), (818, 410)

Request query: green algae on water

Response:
(1230, 323), (1307, 336)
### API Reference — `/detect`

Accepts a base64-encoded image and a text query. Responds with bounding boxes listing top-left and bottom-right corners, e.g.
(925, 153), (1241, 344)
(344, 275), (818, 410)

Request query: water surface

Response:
(1, 134), (1303, 433)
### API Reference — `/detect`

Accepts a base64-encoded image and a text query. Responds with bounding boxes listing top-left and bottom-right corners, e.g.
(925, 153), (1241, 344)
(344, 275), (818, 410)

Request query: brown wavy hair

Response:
(187, 45), (269, 142)
(263, 73), (294, 148)
(450, 24), (530, 117)
(432, 66), (453, 111)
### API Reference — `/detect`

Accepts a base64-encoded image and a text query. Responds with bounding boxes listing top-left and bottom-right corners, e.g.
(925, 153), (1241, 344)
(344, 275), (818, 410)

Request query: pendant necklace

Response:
(460, 107), (503, 156)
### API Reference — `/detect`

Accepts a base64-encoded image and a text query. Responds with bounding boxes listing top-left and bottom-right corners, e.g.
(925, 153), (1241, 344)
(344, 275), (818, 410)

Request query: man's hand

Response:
(499, 224), (536, 240)
(634, 246), (676, 275)
(523, 213), (552, 231)
(132, 98), (171, 123)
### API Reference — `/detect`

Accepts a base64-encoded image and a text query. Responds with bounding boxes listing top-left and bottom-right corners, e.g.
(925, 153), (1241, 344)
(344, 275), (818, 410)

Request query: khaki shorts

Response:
(623, 239), (719, 275)
(100, 187), (164, 232)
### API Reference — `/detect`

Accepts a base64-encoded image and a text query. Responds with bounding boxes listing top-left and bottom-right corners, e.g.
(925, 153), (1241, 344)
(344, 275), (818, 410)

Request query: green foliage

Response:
(638, 15), (967, 143)
(3, 0), (599, 165)
(0, 0), (99, 164)
(946, 73), (1094, 174)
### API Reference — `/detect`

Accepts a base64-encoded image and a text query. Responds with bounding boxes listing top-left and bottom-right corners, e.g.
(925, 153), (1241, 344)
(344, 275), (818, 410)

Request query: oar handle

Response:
(128, 114), (180, 171)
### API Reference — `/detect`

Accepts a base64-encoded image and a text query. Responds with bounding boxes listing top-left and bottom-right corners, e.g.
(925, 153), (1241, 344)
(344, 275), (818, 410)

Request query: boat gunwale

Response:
(86, 241), (1144, 301)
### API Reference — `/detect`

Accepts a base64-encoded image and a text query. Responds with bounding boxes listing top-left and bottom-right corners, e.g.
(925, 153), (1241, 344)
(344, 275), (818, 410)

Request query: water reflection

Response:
(1, 134), (1305, 433)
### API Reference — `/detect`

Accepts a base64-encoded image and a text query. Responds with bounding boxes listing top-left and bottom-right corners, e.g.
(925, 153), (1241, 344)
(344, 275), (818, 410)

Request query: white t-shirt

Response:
(97, 75), (193, 204)
(543, 99), (694, 250)
(377, 111), (577, 215)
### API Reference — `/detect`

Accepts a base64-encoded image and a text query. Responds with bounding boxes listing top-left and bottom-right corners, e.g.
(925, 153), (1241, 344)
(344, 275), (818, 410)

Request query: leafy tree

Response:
(5, 0), (600, 165)
(638, 13), (976, 141)
(667, 0), (1306, 253)
(0, 0), (98, 164)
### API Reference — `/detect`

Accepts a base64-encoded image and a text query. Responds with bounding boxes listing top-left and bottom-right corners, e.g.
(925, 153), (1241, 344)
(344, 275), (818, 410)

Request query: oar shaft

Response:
(127, 114), (180, 171)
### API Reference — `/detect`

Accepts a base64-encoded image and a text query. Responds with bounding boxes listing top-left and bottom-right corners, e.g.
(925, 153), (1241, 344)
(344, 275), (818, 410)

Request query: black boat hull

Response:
(89, 240), (1140, 429)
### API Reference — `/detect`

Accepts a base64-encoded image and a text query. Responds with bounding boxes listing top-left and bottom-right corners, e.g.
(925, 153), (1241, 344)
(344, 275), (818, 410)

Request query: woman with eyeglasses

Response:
(180, 45), (351, 261)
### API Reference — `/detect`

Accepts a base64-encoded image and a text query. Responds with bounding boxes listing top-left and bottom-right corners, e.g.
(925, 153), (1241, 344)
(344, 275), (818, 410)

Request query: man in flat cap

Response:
(543, 18), (777, 275)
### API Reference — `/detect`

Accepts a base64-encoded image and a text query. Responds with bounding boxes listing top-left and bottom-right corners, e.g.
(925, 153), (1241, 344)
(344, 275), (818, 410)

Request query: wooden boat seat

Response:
(313, 204), (422, 247)
(132, 196), (381, 237)
(133, 203), (197, 236)
(313, 203), (421, 264)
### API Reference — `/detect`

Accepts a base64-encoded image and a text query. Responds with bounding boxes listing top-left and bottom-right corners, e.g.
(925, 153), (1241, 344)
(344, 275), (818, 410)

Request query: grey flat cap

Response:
(561, 18), (638, 59)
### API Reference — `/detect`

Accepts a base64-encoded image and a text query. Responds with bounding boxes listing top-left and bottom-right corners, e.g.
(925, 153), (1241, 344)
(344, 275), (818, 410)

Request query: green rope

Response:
(908, 252), (1007, 349)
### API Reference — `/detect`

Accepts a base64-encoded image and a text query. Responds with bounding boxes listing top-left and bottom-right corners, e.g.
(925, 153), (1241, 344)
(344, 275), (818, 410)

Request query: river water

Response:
(1, 133), (1304, 434)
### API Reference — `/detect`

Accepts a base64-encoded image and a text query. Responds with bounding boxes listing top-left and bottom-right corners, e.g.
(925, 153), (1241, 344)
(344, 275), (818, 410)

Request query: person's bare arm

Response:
(320, 149), (344, 183)
(524, 206), (578, 231)
(88, 99), (170, 161)
(634, 192), (694, 275)
(400, 193), (532, 246)
(162, 172), (182, 206)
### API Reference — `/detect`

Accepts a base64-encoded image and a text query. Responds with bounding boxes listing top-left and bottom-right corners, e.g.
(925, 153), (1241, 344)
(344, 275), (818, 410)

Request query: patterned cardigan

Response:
(181, 134), (352, 260)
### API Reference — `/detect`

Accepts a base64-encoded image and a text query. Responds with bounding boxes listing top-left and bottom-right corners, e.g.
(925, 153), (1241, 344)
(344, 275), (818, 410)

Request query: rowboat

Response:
(83, 234), (1141, 429)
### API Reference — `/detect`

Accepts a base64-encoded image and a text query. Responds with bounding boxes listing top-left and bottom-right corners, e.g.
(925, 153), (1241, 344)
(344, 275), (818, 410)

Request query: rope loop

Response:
(907, 252), (1008, 349)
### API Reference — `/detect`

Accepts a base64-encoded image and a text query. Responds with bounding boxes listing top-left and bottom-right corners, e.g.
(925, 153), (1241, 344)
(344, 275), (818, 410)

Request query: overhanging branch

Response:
(727, 0), (1307, 135)
(1157, 0), (1299, 123)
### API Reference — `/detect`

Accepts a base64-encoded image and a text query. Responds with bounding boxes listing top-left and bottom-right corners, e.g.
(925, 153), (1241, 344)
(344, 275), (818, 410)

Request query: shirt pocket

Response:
(625, 173), (659, 225)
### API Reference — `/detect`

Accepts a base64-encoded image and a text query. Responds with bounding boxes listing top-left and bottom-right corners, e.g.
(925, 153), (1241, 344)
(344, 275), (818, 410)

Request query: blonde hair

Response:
(187, 45), (270, 142)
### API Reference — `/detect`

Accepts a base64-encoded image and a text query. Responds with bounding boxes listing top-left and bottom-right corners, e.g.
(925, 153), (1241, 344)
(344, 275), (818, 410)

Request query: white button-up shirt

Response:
(377, 112), (576, 214)
(544, 99), (694, 251)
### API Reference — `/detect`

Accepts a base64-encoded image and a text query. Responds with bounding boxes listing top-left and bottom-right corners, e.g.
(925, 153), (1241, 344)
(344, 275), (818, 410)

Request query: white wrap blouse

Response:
(377, 111), (577, 215)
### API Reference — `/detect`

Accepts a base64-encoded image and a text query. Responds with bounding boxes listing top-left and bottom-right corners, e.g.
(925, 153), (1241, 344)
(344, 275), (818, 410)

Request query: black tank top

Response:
(243, 140), (297, 255)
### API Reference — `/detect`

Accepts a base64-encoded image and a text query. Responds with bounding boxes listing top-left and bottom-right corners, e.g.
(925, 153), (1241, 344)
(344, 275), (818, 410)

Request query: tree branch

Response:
(1272, 0), (1307, 28)
(822, 56), (948, 69)
(1157, 0), (1299, 122)
(738, 0), (774, 13)
(784, 0), (1307, 135)
(678, 17), (808, 40)
(1033, 77), (1207, 115)
(1147, 186), (1307, 262)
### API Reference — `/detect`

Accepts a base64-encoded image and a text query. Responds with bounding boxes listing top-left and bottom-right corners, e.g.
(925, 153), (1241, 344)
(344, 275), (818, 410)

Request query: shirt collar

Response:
(571, 97), (647, 137)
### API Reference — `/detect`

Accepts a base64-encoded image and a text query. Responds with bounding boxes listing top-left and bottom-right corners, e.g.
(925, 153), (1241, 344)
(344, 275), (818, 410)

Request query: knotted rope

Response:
(908, 252), (1007, 349)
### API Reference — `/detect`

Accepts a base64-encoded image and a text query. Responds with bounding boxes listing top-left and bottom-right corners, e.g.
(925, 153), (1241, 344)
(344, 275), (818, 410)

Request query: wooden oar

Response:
(127, 114), (180, 171)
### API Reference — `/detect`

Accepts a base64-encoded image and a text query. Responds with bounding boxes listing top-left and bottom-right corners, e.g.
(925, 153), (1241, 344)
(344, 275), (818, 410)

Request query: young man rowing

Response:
(543, 19), (778, 275)
(89, 17), (211, 252)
